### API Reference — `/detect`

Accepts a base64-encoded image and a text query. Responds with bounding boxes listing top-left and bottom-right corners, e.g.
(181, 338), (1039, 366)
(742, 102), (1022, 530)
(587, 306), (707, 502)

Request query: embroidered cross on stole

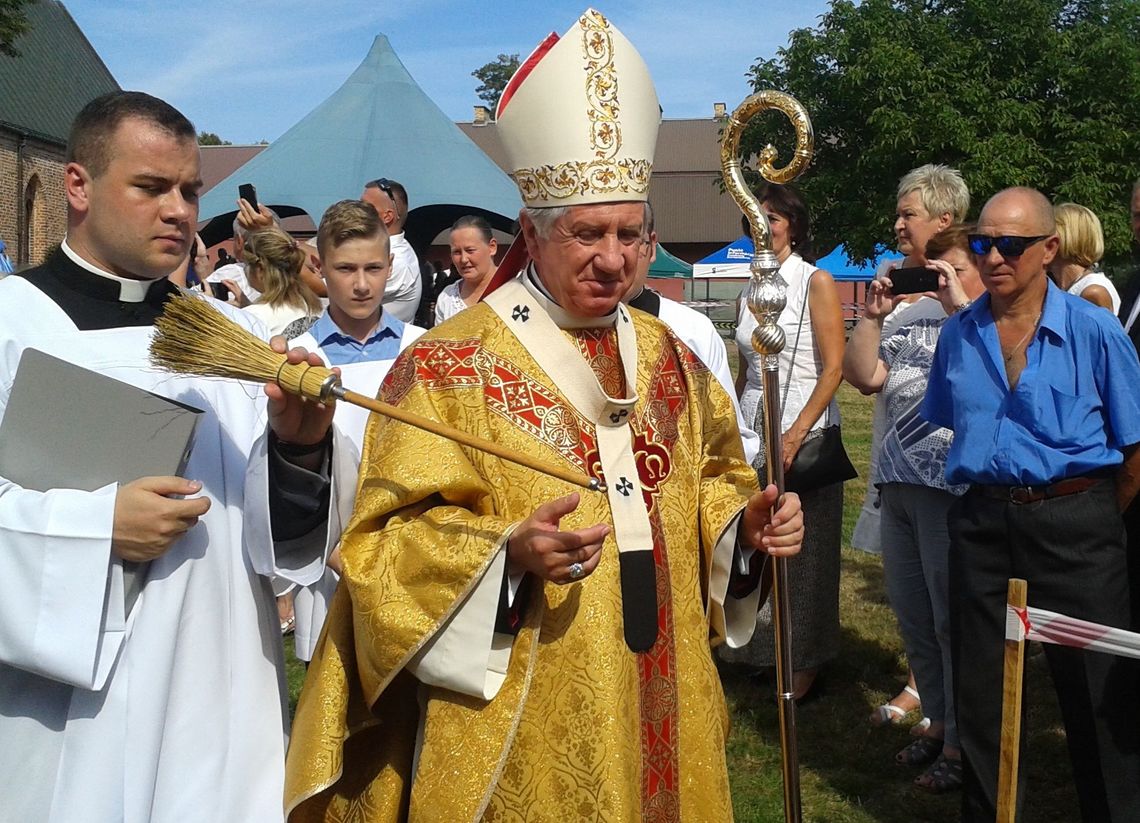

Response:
(486, 275), (659, 652)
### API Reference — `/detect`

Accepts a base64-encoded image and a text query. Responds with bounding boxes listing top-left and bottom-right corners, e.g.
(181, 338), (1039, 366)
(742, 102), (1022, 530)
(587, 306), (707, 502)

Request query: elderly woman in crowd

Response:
(844, 223), (986, 792)
(434, 215), (498, 324)
(238, 227), (322, 338)
(852, 165), (970, 728)
(1048, 202), (1118, 314)
(720, 184), (845, 701)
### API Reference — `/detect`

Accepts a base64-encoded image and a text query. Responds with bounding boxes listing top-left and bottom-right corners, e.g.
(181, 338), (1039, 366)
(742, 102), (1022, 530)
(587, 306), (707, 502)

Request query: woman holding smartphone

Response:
(720, 184), (845, 702)
(851, 165), (970, 729)
(843, 224), (986, 791)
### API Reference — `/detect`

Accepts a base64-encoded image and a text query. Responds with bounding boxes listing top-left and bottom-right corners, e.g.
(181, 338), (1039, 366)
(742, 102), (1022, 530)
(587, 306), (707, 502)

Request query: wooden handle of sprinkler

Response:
(273, 358), (602, 492)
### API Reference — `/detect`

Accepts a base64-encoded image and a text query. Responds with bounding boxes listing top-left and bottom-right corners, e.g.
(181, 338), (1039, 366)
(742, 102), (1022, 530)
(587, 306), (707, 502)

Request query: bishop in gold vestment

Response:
(285, 270), (798, 822)
(284, 9), (803, 821)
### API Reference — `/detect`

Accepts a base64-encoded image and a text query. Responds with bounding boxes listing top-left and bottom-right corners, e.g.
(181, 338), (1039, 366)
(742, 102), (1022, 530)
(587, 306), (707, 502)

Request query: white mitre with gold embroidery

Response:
(494, 8), (661, 208)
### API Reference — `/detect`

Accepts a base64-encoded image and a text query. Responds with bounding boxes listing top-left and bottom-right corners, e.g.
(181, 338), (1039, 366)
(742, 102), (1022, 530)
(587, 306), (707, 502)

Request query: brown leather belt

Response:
(973, 476), (1105, 504)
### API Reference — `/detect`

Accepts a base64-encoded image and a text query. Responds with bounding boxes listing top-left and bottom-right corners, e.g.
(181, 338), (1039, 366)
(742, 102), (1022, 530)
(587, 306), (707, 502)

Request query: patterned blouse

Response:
(875, 297), (967, 495)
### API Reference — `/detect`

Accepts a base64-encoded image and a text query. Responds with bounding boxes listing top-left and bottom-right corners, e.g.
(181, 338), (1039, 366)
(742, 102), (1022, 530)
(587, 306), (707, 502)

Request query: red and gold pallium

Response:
(284, 296), (759, 822)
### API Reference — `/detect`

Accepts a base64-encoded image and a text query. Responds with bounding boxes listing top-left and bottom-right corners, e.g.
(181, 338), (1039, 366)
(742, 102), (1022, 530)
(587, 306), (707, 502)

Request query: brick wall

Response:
(0, 129), (67, 268)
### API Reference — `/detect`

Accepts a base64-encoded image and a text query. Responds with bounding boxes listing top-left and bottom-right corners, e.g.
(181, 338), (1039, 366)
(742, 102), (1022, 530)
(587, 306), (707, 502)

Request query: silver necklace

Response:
(1002, 313), (1041, 363)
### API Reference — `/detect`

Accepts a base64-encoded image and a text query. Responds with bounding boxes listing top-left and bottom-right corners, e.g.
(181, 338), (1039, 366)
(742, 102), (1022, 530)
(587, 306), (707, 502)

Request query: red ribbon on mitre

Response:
(496, 31), (560, 119)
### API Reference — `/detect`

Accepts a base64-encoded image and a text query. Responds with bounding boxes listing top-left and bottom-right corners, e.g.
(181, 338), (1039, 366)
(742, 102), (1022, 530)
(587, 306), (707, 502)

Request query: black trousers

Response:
(949, 481), (1140, 822)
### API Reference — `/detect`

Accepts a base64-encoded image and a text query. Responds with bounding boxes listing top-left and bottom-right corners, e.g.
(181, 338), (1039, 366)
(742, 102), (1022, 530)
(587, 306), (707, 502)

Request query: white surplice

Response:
(286, 322), (424, 662)
(0, 276), (350, 823)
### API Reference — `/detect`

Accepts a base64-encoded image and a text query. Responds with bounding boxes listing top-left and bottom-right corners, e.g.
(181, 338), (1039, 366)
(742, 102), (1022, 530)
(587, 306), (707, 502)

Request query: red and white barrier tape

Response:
(1005, 605), (1140, 659)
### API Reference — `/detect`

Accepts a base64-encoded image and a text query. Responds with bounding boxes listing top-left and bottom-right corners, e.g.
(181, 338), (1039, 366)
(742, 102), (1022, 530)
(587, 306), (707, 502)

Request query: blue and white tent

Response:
(814, 245), (902, 282)
(694, 237), (901, 281)
(692, 236), (755, 279)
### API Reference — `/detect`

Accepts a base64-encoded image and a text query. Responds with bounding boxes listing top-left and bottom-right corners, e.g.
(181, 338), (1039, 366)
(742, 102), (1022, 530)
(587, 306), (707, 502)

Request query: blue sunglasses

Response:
(967, 234), (1050, 257)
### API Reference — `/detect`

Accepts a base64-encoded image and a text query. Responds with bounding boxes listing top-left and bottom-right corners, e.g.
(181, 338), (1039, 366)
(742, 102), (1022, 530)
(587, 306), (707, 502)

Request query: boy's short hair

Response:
(317, 200), (389, 258)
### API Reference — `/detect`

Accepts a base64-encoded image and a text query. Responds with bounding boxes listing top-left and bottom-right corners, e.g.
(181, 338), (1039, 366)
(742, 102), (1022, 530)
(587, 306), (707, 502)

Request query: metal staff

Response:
(720, 90), (814, 823)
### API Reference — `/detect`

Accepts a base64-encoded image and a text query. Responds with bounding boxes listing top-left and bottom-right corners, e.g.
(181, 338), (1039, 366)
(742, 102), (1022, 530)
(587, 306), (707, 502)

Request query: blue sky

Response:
(62, 1), (833, 145)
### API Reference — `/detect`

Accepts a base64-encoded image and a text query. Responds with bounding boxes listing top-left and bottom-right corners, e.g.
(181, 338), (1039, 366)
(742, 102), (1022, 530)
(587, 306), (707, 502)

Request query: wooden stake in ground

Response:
(997, 578), (1029, 823)
(149, 293), (603, 492)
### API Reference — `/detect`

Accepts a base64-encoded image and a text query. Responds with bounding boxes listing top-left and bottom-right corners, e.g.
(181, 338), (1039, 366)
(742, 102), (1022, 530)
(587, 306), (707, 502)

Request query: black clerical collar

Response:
(60, 240), (169, 303)
(18, 246), (179, 331)
(626, 287), (661, 317)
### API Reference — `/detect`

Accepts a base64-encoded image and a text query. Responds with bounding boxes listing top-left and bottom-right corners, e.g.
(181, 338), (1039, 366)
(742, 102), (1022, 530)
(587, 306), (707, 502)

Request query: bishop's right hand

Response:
(111, 476), (211, 562)
(507, 493), (610, 585)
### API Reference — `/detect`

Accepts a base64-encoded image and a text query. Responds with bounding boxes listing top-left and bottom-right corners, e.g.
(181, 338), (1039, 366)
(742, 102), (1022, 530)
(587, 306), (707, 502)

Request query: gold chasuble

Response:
(285, 272), (763, 822)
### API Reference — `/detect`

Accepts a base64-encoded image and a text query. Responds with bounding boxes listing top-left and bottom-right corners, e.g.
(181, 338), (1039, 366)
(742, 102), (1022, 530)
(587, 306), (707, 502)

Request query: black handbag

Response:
(752, 267), (857, 494)
(784, 423), (857, 494)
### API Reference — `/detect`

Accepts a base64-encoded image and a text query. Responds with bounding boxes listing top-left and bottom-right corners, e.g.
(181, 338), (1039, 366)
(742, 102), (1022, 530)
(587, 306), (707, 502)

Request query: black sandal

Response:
(895, 735), (943, 766)
(915, 753), (963, 793)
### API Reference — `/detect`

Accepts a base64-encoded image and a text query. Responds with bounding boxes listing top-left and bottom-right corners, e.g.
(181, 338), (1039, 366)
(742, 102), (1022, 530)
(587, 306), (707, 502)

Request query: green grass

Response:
(282, 382), (1079, 822)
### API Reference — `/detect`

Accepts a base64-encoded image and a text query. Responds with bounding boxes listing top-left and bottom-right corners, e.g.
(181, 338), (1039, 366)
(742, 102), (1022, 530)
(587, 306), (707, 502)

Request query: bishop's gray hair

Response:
(522, 202), (652, 239)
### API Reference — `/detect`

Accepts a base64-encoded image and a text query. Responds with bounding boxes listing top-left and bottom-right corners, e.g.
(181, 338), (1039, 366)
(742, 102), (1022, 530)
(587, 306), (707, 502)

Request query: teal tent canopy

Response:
(198, 35), (522, 249)
(648, 244), (692, 278)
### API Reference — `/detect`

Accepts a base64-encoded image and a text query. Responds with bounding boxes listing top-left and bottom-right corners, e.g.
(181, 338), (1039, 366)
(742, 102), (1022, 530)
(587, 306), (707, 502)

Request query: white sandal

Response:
(869, 685), (920, 726)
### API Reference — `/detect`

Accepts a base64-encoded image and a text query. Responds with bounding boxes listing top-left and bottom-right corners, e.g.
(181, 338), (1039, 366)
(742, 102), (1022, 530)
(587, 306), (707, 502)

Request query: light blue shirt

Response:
(307, 310), (404, 366)
(921, 279), (1140, 486)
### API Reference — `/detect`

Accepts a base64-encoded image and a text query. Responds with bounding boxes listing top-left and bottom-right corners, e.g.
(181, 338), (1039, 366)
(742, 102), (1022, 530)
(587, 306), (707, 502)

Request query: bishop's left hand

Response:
(265, 337), (336, 447)
(739, 484), (803, 558)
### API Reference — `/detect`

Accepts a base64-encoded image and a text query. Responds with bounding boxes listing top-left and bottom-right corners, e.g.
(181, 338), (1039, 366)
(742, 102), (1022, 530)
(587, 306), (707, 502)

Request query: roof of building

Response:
(197, 35), (522, 250)
(459, 118), (743, 245)
(0, 0), (119, 144)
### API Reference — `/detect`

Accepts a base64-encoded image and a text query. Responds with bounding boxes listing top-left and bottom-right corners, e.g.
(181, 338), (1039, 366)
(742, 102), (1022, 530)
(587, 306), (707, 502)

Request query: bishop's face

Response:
(66, 117), (201, 281)
(523, 202), (646, 318)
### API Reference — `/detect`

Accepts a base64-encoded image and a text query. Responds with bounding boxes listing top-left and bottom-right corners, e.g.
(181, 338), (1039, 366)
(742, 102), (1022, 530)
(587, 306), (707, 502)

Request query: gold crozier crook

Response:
(720, 90), (814, 823)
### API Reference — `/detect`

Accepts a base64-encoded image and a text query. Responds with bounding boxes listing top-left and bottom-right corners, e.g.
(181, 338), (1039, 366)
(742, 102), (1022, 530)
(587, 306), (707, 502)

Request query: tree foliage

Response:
(0, 0), (33, 57)
(472, 53), (521, 115)
(743, 0), (1140, 261)
(197, 132), (232, 146)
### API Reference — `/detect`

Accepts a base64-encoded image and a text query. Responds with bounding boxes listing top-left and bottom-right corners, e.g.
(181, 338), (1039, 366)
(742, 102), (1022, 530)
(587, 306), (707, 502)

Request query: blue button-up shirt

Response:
(307, 310), (405, 366)
(921, 279), (1140, 486)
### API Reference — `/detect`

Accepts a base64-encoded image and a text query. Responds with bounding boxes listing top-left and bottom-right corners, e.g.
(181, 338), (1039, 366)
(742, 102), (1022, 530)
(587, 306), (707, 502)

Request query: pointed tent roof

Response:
(198, 35), (521, 248)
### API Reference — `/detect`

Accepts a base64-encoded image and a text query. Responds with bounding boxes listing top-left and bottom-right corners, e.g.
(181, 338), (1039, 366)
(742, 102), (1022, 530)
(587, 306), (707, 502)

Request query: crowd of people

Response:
(2, 7), (1140, 823)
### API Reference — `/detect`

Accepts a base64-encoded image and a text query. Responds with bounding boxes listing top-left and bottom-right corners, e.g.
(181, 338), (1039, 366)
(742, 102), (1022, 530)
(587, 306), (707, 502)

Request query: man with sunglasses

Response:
(921, 187), (1140, 822)
(360, 177), (422, 323)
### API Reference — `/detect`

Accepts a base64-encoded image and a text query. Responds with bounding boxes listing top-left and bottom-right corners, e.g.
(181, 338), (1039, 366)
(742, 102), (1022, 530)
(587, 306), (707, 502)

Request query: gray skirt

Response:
(718, 479), (844, 670)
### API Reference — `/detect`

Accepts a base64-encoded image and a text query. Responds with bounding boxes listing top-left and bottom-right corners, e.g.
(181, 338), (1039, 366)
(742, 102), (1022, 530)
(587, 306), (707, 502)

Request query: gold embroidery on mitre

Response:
(513, 158), (652, 201)
(580, 9), (620, 161)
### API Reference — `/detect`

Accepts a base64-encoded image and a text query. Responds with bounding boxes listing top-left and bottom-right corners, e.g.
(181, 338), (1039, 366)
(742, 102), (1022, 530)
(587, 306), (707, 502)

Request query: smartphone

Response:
(210, 282), (231, 301)
(238, 183), (259, 213)
(888, 266), (940, 295)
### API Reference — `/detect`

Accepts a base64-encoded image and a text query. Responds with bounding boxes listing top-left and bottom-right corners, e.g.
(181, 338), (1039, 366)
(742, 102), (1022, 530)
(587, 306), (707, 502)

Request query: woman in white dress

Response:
(239, 227), (322, 338)
(1049, 202), (1119, 314)
(720, 184), (846, 701)
(434, 216), (498, 325)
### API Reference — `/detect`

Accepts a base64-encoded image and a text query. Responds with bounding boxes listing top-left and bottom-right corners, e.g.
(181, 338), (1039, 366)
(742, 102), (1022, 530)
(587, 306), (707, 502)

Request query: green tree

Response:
(472, 53), (521, 116)
(198, 131), (232, 146)
(742, 0), (1140, 261)
(0, 0), (33, 57)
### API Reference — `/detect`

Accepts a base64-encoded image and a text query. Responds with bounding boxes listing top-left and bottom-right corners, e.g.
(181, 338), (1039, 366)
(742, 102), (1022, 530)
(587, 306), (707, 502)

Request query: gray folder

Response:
(0, 348), (203, 492)
(0, 349), (204, 609)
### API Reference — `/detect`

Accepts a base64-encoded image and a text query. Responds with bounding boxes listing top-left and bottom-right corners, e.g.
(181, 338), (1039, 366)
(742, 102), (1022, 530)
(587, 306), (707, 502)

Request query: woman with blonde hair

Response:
(854, 164), (970, 730)
(1049, 202), (1118, 314)
(238, 227), (322, 337)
